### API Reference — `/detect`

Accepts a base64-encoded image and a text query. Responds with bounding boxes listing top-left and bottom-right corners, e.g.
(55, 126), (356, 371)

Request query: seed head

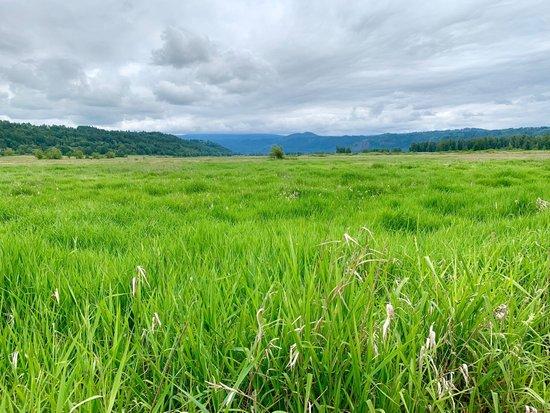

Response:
(382, 303), (395, 341)
(426, 324), (436, 350)
(386, 303), (395, 318)
(10, 351), (18, 369)
(131, 276), (138, 297)
(536, 197), (549, 211)
(494, 304), (508, 320)
(525, 406), (538, 413)
(51, 288), (60, 304)
(343, 233), (359, 246)
(136, 265), (147, 281)
(287, 343), (299, 369)
(459, 363), (469, 385)
(151, 312), (162, 332)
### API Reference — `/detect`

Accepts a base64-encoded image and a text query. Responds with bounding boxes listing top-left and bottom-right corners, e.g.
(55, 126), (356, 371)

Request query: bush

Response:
(72, 149), (85, 159)
(106, 151), (116, 159)
(2, 147), (15, 156)
(91, 152), (102, 159)
(45, 147), (62, 159)
(269, 145), (285, 159)
(33, 149), (45, 159)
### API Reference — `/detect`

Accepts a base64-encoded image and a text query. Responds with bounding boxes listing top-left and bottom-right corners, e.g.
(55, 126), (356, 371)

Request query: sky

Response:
(1, 0), (549, 135)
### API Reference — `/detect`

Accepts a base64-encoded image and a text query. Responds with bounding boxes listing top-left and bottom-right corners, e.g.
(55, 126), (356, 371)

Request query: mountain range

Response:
(180, 127), (550, 154)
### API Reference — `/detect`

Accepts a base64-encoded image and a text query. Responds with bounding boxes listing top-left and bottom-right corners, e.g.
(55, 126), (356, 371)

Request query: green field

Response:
(0, 153), (549, 412)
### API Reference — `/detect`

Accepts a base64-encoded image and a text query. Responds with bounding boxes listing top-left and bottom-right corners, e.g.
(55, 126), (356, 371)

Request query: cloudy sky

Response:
(1, 0), (549, 135)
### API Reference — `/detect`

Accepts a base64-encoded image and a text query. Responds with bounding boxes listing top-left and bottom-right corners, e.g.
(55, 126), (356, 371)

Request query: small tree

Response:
(269, 145), (285, 159)
(2, 147), (15, 156)
(33, 148), (45, 159)
(45, 147), (62, 159)
(105, 150), (116, 158)
(72, 149), (85, 159)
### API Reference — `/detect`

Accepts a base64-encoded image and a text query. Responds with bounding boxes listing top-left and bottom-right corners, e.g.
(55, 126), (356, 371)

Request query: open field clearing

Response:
(0, 152), (549, 412)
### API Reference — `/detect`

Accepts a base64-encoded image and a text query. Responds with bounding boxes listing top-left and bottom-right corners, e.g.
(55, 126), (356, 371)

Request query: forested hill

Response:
(0, 121), (231, 157)
(183, 127), (550, 154)
(410, 134), (550, 152)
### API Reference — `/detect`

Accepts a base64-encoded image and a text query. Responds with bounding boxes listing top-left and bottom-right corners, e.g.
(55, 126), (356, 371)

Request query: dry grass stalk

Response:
(426, 324), (436, 350)
(459, 363), (469, 385)
(382, 303), (394, 341)
(287, 343), (299, 369)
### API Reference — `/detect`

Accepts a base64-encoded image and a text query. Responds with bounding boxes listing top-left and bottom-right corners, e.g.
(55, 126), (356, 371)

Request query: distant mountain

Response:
(181, 127), (550, 154)
(0, 121), (231, 157)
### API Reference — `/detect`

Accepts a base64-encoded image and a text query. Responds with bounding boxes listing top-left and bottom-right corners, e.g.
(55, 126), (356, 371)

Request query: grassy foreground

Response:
(0, 152), (548, 412)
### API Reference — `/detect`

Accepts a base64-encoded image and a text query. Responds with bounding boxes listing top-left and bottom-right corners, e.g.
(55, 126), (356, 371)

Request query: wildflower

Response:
(51, 288), (60, 304)
(287, 344), (299, 369)
(494, 304), (508, 320)
(382, 303), (394, 341)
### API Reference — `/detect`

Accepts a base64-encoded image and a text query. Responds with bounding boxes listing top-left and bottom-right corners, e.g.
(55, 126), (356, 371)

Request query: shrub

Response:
(91, 152), (102, 159)
(106, 151), (116, 159)
(72, 149), (85, 159)
(2, 147), (15, 156)
(45, 147), (62, 159)
(269, 145), (285, 159)
(33, 149), (45, 159)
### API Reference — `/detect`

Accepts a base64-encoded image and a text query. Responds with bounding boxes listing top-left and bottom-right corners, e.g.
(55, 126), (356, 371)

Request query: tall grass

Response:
(0, 153), (548, 411)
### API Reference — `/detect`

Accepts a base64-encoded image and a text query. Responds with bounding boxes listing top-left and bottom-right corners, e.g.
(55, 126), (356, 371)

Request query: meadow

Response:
(0, 152), (548, 412)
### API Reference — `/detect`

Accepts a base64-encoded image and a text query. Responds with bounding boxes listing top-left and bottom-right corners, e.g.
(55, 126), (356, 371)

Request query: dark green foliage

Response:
(410, 134), (550, 152)
(0, 120), (232, 157)
(336, 146), (352, 153)
(270, 145), (285, 159)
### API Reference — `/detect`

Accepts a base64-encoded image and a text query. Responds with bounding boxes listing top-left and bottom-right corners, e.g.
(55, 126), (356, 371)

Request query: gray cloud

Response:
(1, 0), (550, 133)
(154, 81), (207, 105)
(152, 27), (214, 68)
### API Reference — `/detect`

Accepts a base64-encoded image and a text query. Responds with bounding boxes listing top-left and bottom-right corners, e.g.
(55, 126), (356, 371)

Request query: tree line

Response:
(0, 121), (231, 157)
(409, 134), (550, 152)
